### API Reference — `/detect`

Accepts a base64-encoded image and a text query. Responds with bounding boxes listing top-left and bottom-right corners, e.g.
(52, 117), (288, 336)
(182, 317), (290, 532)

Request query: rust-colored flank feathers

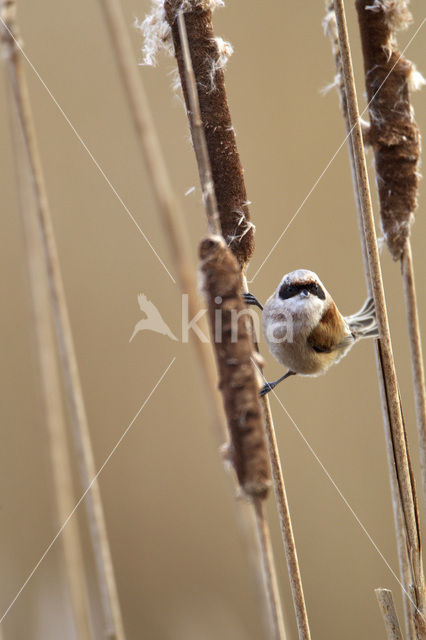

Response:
(308, 302), (346, 354)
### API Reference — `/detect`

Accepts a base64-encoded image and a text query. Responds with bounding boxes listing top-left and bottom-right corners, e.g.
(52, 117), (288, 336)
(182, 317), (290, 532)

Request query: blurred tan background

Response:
(0, 1), (425, 638)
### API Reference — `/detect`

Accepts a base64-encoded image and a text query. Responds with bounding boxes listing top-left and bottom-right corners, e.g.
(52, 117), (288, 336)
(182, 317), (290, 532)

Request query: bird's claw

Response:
(242, 292), (263, 311)
(260, 382), (274, 397)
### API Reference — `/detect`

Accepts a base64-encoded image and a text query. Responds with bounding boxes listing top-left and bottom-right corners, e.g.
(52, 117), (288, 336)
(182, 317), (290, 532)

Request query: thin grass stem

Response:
(2, 6), (93, 635)
(0, 3), (126, 637)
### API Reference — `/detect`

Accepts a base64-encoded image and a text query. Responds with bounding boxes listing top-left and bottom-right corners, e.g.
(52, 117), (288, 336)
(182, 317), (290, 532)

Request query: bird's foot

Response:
(242, 292), (263, 311)
(260, 382), (276, 397)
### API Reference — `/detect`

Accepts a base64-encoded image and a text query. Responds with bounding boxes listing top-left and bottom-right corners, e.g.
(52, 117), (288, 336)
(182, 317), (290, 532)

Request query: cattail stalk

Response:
(260, 392), (312, 640)
(97, 0), (226, 442)
(169, 5), (312, 638)
(375, 589), (404, 640)
(99, 1), (286, 636)
(1, 4), (93, 635)
(402, 242), (426, 505)
(354, 0), (426, 511)
(0, 3), (126, 637)
(324, 7), (415, 637)
(177, 11), (286, 635)
(332, 1), (425, 637)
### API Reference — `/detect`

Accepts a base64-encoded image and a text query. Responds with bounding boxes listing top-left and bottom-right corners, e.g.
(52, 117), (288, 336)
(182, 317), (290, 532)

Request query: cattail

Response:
(200, 235), (270, 497)
(164, 0), (255, 268)
(355, 0), (423, 261)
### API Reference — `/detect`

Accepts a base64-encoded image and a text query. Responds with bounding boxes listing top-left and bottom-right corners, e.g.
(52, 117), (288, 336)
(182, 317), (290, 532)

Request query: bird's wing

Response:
(307, 303), (350, 354)
(308, 326), (353, 353)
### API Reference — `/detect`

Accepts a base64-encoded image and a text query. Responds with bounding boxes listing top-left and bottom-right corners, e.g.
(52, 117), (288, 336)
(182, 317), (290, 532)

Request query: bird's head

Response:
(272, 269), (332, 320)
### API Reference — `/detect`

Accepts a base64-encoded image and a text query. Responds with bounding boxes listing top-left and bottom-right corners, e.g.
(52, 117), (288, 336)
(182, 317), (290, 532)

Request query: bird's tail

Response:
(346, 297), (379, 339)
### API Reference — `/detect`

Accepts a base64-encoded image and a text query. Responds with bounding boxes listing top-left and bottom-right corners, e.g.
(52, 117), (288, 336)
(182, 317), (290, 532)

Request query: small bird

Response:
(243, 269), (378, 396)
(129, 293), (178, 342)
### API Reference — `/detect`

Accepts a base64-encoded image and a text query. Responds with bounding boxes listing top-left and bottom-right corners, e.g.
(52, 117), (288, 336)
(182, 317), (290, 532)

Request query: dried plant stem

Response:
(176, 10), (292, 638)
(99, 1), (285, 635)
(3, 17), (92, 638)
(253, 498), (287, 640)
(402, 242), (426, 504)
(324, 9), (414, 638)
(333, 0), (425, 636)
(0, 4), (125, 638)
(375, 589), (404, 640)
(353, 0), (426, 511)
(379, 361), (417, 640)
(261, 399), (311, 640)
(176, 11), (221, 236)
(98, 0), (225, 441)
(171, 5), (311, 638)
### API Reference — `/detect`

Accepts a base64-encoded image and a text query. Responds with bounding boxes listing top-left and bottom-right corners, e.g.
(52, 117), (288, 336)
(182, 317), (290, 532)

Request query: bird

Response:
(129, 293), (178, 342)
(243, 269), (378, 396)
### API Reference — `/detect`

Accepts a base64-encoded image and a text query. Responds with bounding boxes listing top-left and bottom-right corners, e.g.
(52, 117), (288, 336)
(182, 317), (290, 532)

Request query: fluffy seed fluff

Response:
(365, 0), (412, 30)
(137, 0), (232, 75)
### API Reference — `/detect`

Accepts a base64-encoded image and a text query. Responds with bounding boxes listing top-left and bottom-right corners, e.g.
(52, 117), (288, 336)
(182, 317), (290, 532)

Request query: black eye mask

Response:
(278, 282), (326, 301)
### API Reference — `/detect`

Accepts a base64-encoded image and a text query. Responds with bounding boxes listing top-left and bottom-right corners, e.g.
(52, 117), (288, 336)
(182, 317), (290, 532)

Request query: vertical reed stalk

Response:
(177, 12), (285, 636)
(324, 8), (415, 637)
(167, 2), (310, 640)
(354, 0), (426, 512)
(402, 242), (426, 504)
(332, 1), (425, 636)
(375, 589), (404, 640)
(2, 6), (93, 636)
(260, 395), (312, 640)
(98, 0), (226, 441)
(0, 3), (126, 637)
(99, 1), (286, 636)
(253, 498), (287, 640)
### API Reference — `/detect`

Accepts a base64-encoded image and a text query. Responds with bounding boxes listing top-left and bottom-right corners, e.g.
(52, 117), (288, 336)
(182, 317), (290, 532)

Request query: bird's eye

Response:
(309, 283), (326, 300)
(278, 283), (299, 300)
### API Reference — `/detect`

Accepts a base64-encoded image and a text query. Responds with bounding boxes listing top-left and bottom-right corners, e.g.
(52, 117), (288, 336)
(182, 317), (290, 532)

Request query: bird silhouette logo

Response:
(129, 293), (178, 343)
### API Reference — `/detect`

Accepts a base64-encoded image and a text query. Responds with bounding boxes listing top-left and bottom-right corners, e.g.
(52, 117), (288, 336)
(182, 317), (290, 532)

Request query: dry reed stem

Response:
(253, 498), (287, 640)
(169, 4), (312, 638)
(402, 243), (426, 506)
(376, 589), (404, 640)
(98, 2), (285, 637)
(8, 94), (94, 640)
(0, 3), (125, 638)
(260, 396), (312, 640)
(97, 0), (226, 442)
(175, 8), (292, 638)
(164, 0), (254, 268)
(353, 0), (426, 511)
(333, 1), (425, 636)
(324, 8), (415, 638)
(2, 7), (93, 635)
(176, 11), (221, 236)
